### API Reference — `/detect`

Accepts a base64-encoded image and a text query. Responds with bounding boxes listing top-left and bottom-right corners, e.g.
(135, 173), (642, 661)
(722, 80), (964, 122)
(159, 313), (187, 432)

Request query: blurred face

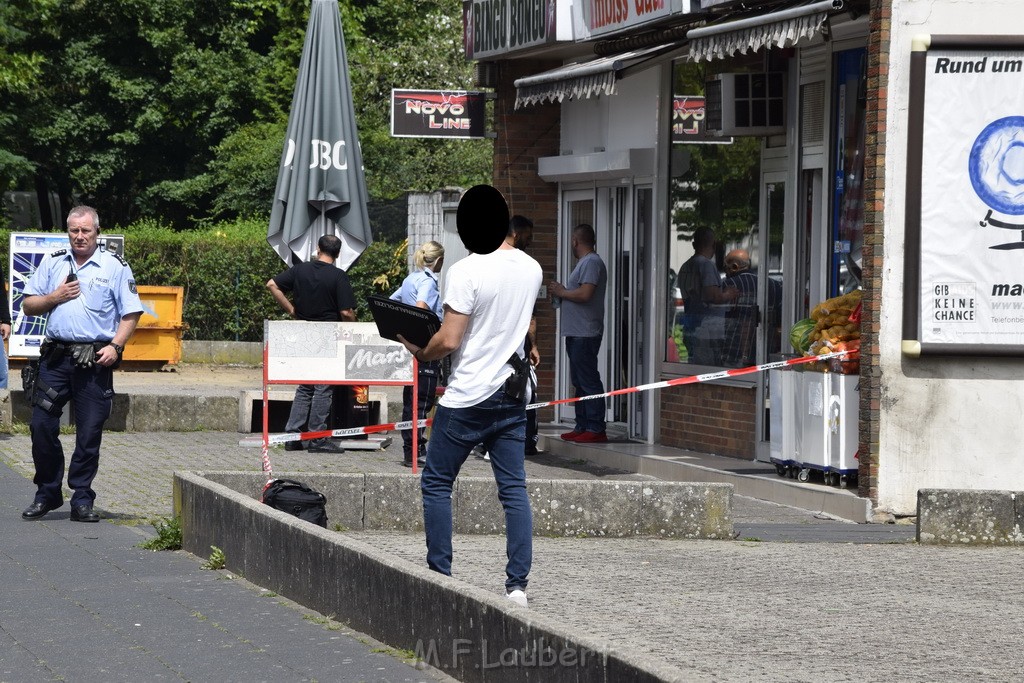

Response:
(67, 214), (99, 259)
(514, 227), (533, 250)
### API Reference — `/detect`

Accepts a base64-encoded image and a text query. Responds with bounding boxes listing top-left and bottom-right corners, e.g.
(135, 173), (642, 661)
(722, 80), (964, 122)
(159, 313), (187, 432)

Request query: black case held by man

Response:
(261, 479), (327, 527)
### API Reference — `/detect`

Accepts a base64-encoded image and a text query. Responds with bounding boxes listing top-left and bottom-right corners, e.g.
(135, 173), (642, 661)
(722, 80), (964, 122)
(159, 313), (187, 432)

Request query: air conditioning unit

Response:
(705, 72), (787, 137)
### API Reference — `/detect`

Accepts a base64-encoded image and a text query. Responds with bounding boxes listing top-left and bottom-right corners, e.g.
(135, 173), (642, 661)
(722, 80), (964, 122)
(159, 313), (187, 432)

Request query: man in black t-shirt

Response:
(267, 235), (356, 453)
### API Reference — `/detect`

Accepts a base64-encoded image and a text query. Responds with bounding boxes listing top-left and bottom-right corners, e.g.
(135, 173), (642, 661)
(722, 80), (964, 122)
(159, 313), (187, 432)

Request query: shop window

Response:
(830, 47), (867, 296)
(666, 60), (761, 369)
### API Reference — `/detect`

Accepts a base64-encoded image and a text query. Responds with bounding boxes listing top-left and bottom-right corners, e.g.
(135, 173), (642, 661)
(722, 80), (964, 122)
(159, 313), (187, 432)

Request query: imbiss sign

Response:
(391, 90), (488, 139)
(464, 0), (555, 60)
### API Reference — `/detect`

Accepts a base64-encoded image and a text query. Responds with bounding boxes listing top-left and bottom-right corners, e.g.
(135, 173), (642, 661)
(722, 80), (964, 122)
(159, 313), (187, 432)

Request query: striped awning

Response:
(514, 43), (684, 109)
(687, 0), (845, 63)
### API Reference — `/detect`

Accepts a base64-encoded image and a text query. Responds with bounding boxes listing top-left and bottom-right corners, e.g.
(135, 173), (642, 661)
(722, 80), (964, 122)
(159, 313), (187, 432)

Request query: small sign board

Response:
(672, 96), (733, 145)
(391, 89), (488, 139)
(9, 232), (125, 358)
(265, 320), (413, 383)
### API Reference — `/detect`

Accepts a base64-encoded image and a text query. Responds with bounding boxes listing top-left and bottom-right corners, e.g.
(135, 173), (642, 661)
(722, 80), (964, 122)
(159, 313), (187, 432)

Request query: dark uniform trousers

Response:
(30, 352), (114, 508)
(401, 361), (439, 461)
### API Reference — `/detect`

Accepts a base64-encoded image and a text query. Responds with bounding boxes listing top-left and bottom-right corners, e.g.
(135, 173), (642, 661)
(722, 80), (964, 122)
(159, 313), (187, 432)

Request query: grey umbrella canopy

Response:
(267, 0), (371, 270)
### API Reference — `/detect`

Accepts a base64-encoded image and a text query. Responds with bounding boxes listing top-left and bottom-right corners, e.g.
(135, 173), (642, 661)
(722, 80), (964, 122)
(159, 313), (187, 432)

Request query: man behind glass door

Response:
(677, 227), (738, 365)
(549, 224), (608, 443)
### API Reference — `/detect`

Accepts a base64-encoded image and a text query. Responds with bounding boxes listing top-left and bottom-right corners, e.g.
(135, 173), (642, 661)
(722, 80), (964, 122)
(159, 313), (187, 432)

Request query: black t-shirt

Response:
(272, 260), (356, 321)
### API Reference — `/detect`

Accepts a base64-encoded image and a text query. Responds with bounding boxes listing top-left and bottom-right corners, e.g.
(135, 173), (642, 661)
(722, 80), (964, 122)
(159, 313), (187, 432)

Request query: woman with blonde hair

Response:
(390, 241), (445, 467)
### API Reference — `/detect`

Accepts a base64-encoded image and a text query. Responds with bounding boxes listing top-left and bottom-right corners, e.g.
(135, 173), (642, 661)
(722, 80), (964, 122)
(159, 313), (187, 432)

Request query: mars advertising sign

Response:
(391, 90), (488, 139)
(464, 0), (555, 59)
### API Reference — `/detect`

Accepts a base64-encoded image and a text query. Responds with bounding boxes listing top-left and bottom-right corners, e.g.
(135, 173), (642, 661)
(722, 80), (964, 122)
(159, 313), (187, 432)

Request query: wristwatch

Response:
(110, 342), (124, 355)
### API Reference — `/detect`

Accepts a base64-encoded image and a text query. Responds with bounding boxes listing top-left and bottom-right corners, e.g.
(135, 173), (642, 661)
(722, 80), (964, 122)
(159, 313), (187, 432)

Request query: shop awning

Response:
(514, 43), (685, 109)
(687, 0), (845, 63)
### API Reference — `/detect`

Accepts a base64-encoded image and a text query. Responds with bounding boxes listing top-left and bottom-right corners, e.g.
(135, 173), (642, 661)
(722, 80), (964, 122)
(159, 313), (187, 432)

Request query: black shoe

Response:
(524, 446), (541, 456)
(402, 457), (425, 468)
(22, 500), (61, 520)
(70, 504), (99, 523)
(308, 440), (346, 454)
(284, 441), (304, 451)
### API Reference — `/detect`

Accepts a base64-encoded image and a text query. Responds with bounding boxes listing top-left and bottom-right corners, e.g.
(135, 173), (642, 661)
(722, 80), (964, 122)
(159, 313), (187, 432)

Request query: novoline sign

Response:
(671, 96), (734, 144)
(390, 89), (488, 139)
(463, 0), (556, 60)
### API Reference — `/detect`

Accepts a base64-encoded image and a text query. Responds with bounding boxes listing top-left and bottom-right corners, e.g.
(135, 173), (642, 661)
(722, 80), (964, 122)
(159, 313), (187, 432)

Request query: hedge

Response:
(0, 220), (408, 342)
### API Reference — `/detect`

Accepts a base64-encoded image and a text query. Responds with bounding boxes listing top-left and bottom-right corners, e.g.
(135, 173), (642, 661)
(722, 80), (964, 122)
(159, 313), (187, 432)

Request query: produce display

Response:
(790, 290), (862, 373)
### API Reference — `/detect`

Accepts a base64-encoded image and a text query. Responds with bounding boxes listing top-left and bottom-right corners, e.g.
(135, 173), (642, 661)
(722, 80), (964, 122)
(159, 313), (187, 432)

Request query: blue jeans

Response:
(0, 343), (7, 389)
(421, 388), (532, 591)
(285, 384), (333, 446)
(566, 335), (605, 433)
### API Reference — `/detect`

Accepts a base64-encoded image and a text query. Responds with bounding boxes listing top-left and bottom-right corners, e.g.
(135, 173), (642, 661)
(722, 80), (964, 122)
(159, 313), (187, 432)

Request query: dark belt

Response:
(48, 338), (111, 350)
(41, 338), (111, 360)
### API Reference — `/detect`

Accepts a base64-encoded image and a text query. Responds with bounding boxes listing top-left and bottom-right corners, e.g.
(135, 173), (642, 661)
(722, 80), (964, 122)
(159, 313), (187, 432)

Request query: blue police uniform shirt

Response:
(390, 268), (443, 319)
(25, 247), (144, 342)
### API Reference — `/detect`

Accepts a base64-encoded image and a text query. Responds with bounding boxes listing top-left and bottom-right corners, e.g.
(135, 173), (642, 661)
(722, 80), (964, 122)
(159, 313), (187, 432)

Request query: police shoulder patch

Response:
(113, 252), (128, 267)
(128, 280), (137, 294)
(50, 249), (67, 257)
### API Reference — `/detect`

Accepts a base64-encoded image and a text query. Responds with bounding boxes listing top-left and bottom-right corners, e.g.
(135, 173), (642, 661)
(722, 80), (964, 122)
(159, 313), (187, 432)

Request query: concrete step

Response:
(538, 429), (874, 523)
(1, 386), (391, 434)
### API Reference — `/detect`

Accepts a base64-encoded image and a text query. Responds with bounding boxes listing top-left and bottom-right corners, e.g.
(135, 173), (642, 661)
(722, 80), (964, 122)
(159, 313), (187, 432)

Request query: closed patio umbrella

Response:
(267, 0), (371, 269)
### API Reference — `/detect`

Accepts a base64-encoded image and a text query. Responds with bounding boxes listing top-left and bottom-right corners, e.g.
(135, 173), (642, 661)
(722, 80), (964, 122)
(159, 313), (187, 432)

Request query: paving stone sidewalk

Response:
(3, 431), (1022, 681)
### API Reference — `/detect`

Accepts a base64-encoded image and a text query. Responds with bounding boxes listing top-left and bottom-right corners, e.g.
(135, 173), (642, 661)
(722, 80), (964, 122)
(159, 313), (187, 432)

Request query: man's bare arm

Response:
(266, 279), (294, 317)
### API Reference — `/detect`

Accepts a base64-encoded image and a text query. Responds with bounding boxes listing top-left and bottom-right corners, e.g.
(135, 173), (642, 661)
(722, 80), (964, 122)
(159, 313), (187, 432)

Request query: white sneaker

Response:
(506, 589), (528, 607)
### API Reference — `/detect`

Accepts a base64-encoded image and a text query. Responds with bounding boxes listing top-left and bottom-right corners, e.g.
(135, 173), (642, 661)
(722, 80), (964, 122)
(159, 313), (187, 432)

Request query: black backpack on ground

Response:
(261, 479), (328, 528)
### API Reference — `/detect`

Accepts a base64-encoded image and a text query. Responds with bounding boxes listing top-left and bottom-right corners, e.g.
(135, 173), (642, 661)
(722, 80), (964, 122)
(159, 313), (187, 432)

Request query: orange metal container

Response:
(125, 286), (186, 365)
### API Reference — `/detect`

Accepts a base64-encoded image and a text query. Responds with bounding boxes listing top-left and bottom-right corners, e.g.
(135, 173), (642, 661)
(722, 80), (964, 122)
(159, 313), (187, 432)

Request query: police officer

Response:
(20, 205), (143, 522)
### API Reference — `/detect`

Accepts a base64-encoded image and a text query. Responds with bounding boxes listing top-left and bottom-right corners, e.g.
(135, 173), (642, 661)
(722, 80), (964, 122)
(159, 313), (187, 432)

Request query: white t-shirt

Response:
(440, 247), (542, 408)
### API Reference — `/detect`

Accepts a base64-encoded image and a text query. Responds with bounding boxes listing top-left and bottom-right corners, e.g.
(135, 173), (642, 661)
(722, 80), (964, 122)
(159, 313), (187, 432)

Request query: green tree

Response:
(0, 0), (55, 197)
(1, 0), (489, 231)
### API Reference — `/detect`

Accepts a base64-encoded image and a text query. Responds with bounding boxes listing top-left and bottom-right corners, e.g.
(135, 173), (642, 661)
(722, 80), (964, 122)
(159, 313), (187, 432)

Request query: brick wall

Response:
(858, 0), (890, 502)
(492, 59), (561, 421)
(659, 383), (757, 458)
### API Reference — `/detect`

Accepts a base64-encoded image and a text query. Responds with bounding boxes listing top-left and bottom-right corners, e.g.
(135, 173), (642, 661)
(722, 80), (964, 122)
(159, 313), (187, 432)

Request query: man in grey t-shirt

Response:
(549, 224), (608, 443)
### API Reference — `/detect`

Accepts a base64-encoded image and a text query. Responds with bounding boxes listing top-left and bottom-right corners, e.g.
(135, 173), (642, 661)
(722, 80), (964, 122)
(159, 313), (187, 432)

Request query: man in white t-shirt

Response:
(398, 186), (542, 608)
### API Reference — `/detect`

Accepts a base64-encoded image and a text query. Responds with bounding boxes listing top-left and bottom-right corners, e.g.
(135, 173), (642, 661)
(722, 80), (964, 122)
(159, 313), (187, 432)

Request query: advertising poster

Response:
(391, 89), (488, 139)
(905, 38), (1024, 355)
(265, 321), (412, 384)
(8, 232), (124, 358)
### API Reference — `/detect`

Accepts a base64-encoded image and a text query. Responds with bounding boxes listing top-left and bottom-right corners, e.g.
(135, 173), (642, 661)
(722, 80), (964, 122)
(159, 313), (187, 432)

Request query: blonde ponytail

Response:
(414, 241), (445, 269)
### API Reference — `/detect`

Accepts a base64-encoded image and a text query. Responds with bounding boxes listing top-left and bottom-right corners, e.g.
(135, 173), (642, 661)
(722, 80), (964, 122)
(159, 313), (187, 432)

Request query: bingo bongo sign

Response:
(390, 89), (488, 139)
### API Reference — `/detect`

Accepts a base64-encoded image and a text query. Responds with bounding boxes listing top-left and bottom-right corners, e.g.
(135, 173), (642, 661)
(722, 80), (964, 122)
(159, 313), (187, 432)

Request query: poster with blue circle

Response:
(918, 48), (1024, 349)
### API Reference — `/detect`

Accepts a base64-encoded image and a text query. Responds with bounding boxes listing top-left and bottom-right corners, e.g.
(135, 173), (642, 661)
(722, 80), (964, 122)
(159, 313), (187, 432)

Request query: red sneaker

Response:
(560, 430), (582, 441)
(574, 431), (608, 443)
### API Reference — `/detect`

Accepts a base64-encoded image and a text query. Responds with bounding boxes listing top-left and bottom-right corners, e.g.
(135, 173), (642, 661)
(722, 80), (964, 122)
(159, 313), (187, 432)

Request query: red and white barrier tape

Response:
(264, 350), (853, 444)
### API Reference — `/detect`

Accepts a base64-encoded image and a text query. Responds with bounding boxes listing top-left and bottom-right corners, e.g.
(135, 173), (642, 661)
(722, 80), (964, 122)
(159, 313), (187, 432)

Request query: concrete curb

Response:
(201, 471), (734, 539)
(917, 488), (1024, 544)
(174, 471), (689, 682)
(545, 438), (873, 523)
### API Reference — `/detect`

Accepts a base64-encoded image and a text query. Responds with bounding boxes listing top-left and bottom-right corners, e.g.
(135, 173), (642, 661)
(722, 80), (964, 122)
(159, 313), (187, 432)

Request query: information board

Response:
(265, 320), (413, 383)
(8, 232), (124, 358)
